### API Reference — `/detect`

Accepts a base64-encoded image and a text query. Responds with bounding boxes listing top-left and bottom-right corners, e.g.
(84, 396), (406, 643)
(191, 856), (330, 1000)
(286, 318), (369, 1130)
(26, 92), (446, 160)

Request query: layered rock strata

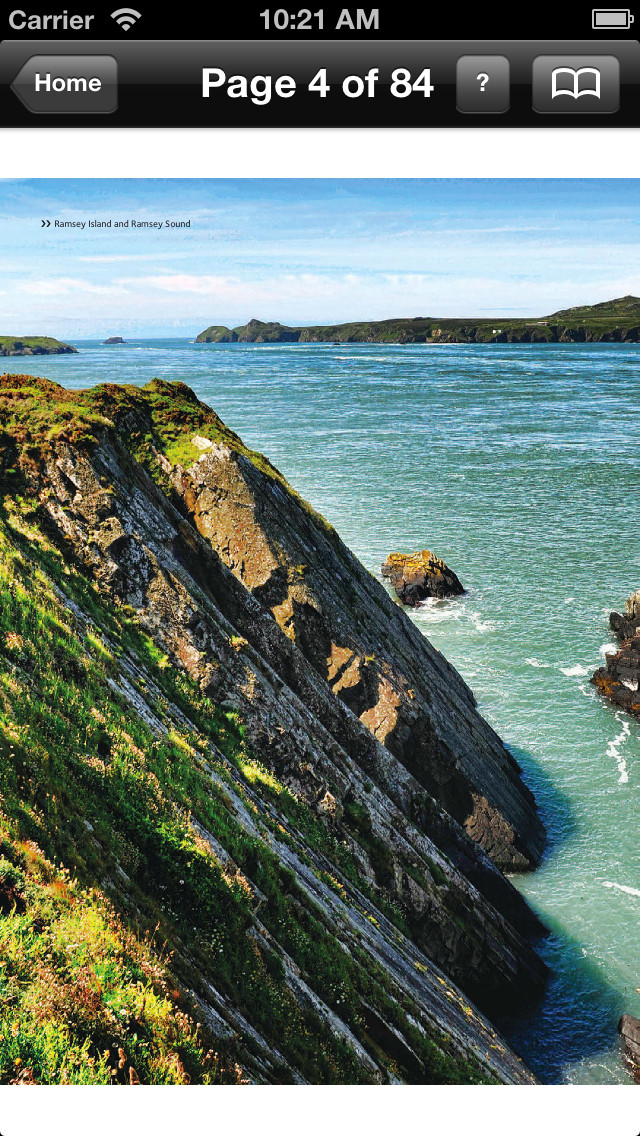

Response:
(0, 374), (549, 1083)
(168, 414), (544, 873)
(619, 1015), (640, 1081)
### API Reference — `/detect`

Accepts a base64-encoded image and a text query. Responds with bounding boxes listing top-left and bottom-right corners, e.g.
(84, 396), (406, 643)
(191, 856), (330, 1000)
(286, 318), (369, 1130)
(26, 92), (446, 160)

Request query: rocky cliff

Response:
(0, 374), (546, 1085)
(196, 296), (640, 346)
(166, 416), (544, 875)
(592, 590), (640, 714)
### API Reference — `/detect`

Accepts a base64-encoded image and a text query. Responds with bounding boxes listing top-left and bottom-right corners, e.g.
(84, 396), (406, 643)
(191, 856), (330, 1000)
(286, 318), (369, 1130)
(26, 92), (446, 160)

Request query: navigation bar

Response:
(0, 39), (638, 125)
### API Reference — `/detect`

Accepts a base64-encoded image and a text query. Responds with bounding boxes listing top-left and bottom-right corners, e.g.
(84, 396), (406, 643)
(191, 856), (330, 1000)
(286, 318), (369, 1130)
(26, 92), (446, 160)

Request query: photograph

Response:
(0, 177), (638, 1096)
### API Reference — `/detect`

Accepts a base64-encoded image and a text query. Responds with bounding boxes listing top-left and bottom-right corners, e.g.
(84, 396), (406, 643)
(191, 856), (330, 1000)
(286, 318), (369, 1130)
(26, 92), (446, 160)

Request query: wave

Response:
(410, 599), (497, 634)
(465, 606), (498, 633)
(606, 714), (631, 785)
(525, 658), (552, 669)
(560, 664), (591, 677)
(578, 682), (597, 700)
(603, 880), (640, 898)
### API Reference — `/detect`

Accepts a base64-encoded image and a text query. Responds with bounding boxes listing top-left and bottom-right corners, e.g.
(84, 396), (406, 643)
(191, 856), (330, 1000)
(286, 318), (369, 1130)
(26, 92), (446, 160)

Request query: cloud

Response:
(20, 277), (129, 296)
(77, 254), (160, 264)
(122, 271), (444, 304)
(391, 225), (561, 238)
(7, 264), (640, 335)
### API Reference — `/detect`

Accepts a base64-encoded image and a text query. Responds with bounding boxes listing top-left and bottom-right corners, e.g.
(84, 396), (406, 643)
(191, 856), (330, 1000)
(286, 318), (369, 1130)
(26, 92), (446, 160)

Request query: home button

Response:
(11, 55), (118, 114)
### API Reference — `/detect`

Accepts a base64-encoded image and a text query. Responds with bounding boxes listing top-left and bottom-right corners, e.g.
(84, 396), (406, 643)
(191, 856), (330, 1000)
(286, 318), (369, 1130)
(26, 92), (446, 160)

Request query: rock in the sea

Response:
(619, 1014), (640, 1080)
(103, 336), (126, 345)
(382, 550), (465, 605)
(610, 589), (640, 643)
(592, 590), (640, 714)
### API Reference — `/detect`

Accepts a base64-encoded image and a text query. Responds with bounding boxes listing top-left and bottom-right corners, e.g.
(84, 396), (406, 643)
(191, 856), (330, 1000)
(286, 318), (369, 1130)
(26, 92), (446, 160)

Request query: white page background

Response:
(0, 127), (639, 1134)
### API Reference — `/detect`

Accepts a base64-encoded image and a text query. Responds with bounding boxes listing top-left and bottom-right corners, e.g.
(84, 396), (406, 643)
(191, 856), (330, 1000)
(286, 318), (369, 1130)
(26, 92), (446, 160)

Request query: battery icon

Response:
(592, 8), (635, 27)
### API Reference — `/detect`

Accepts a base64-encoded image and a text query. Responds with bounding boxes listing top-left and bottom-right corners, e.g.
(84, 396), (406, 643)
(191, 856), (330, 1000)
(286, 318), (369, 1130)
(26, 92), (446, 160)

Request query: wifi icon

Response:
(111, 7), (141, 30)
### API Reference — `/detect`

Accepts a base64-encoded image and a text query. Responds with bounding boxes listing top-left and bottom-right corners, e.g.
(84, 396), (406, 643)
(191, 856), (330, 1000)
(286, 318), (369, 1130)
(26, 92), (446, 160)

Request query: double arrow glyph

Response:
(41, 218), (50, 227)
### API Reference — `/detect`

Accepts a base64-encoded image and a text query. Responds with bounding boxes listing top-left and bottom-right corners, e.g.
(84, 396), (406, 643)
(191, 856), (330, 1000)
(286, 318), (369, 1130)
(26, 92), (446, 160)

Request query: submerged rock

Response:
(592, 590), (640, 714)
(382, 550), (465, 605)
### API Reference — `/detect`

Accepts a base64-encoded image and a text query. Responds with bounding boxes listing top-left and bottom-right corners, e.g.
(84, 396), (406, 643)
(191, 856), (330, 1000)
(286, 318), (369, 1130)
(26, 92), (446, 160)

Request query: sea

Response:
(19, 337), (640, 1085)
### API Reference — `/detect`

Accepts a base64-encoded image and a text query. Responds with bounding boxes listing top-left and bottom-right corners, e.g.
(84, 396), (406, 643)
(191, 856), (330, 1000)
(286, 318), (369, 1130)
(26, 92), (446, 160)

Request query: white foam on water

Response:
(603, 880), (640, 898)
(525, 658), (552, 669)
(606, 714), (631, 784)
(410, 599), (497, 634)
(560, 664), (591, 677)
(411, 599), (458, 627)
(564, 597), (575, 604)
(600, 642), (618, 657)
(465, 607), (498, 633)
(578, 682), (597, 701)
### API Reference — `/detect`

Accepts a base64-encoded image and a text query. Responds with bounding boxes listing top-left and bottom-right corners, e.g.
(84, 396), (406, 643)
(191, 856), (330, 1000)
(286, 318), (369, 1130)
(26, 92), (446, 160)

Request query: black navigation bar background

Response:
(0, 38), (638, 126)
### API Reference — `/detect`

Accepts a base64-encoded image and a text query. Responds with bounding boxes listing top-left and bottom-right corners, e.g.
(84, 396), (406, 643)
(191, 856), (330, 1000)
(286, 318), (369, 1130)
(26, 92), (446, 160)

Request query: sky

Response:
(0, 178), (639, 338)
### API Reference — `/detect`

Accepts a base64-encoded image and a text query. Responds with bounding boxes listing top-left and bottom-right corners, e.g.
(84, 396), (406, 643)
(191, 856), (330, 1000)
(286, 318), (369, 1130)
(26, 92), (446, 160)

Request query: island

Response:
(0, 336), (76, 356)
(196, 295), (640, 345)
(103, 336), (126, 345)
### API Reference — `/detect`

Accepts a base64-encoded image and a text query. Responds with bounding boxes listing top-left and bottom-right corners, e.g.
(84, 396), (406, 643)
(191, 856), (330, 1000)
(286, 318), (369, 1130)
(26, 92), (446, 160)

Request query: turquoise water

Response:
(22, 338), (640, 1084)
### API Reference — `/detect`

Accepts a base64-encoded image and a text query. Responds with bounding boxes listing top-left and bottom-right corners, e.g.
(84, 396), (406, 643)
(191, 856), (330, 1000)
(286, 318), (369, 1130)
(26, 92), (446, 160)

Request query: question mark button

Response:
(456, 56), (510, 114)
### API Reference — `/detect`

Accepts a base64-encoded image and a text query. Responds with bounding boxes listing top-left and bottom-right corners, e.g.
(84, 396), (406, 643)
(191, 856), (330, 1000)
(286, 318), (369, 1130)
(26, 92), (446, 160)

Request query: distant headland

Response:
(0, 336), (76, 357)
(196, 296), (640, 345)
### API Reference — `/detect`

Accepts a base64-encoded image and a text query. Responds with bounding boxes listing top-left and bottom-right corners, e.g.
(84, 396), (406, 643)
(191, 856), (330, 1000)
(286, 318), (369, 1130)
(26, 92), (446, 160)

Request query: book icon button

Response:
(551, 66), (601, 100)
(533, 56), (619, 113)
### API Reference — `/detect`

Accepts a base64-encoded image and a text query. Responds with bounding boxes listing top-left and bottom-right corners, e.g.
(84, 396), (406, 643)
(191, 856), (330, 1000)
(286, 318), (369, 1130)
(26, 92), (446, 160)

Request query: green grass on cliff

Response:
(0, 374), (288, 481)
(0, 338), (67, 349)
(0, 374), (338, 539)
(0, 338), (75, 356)
(0, 501), (364, 1083)
(0, 491), (496, 1085)
(548, 295), (640, 326)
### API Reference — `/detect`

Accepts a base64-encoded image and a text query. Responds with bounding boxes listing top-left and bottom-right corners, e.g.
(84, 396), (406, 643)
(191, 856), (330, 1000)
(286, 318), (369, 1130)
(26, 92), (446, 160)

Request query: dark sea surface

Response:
(27, 337), (640, 1083)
